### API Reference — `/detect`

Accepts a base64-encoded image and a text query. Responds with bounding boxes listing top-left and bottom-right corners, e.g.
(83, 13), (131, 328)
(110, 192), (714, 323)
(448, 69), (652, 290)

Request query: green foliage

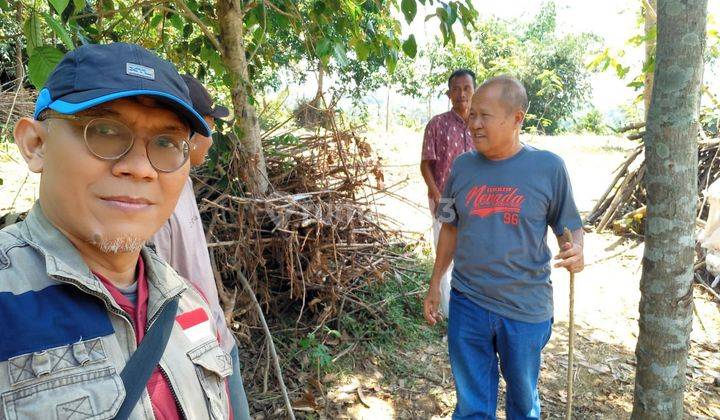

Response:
(400, 0), (417, 24)
(27, 46), (64, 88)
(586, 0), (720, 108)
(392, 39), (480, 101)
(298, 330), (335, 373)
(5, 0), (478, 116)
(521, 18), (595, 133)
(700, 104), (720, 136)
(402, 34), (417, 59)
(239, 0), (477, 97)
(23, 12), (42, 57)
(2, 0), (478, 169)
(393, 1), (594, 134)
(572, 108), (610, 135)
(48, 0), (69, 15)
(42, 12), (74, 50)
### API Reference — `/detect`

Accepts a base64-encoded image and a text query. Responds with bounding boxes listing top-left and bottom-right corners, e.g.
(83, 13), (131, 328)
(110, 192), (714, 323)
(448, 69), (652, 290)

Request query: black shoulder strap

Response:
(115, 297), (180, 420)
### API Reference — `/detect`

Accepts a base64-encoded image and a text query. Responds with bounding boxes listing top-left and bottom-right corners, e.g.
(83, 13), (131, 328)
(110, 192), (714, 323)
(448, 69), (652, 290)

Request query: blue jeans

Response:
(448, 289), (552, 420)
(229, 344), (251, 420)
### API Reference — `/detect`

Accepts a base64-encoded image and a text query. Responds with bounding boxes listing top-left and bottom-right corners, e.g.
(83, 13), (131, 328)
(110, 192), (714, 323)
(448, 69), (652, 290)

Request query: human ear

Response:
(13, 117), (47, 173)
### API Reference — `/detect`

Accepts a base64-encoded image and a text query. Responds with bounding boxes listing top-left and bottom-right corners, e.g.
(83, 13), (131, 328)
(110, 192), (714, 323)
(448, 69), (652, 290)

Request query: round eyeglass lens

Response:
(84, 118), (134, 159)
(147, 135), (190, 172)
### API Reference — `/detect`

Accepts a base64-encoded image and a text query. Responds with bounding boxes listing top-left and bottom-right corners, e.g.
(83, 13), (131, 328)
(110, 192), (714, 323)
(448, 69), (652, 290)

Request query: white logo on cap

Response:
(126, 63), (155, 80)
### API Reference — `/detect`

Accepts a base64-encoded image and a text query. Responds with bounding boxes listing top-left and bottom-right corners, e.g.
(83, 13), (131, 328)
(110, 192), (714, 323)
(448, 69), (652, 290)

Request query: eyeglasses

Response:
(38, 110), (193, 173)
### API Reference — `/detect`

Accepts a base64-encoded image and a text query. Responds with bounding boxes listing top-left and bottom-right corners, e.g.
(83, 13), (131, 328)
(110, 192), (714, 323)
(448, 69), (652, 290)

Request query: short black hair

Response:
(448, 69), (477, 89)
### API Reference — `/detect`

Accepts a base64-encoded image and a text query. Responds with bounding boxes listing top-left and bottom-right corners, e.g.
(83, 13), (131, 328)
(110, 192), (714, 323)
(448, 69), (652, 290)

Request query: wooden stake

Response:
(563, 227), (576, 420)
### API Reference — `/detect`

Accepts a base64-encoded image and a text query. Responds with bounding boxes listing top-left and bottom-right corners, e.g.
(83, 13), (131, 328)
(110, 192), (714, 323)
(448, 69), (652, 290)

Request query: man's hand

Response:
(423, 285), (443, 326)
(428, 187), (441, 210)
(554, 242), (584, 274)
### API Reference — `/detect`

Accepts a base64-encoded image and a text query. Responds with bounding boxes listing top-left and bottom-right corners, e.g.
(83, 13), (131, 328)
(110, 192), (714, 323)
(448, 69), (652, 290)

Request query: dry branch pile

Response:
(0, 87), (35, 131)
(194, 110), (401, 341)
(585, 124), (720, 296)
(191, 111), (412, 414)
(585, 132), (720, 235)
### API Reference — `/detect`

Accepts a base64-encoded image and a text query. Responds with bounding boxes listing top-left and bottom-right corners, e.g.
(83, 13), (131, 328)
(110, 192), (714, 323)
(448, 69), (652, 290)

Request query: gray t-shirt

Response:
(117, 281), (138, 306)
(438, 145), (582, 323)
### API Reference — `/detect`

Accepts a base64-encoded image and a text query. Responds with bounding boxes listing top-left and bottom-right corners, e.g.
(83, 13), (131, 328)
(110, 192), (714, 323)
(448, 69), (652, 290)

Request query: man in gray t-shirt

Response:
(423, 75), (584, 419)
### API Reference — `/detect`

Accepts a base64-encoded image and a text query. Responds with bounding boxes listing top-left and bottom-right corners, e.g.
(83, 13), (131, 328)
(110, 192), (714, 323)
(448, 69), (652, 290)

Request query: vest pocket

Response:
(1, 365), (124, 420)
(187, 341), (232, 420)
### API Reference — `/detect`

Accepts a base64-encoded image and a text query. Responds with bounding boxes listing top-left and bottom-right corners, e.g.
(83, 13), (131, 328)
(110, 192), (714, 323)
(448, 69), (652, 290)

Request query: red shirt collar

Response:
(94, 255), (150, 343)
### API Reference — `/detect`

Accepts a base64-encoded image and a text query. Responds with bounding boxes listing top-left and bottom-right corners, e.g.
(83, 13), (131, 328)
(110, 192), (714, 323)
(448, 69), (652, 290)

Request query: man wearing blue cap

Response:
(1, 43), (236, 419)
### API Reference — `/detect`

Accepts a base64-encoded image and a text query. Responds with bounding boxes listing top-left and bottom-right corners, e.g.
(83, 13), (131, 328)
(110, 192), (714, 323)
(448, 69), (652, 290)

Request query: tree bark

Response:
(643, 0), (657, 120)
(217, 0), (269, 195)
(632, 0), (707, 418)
(313, 62), (324, 104)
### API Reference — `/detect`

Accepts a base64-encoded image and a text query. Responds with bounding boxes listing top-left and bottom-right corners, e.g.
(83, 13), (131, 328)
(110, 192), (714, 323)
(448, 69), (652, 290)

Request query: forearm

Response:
(430, 223), (457, 288)
(420, 160), (439, 192)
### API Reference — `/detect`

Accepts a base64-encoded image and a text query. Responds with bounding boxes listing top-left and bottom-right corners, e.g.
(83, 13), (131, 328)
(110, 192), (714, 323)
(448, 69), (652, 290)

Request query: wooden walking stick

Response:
(562, 227), (575, 420)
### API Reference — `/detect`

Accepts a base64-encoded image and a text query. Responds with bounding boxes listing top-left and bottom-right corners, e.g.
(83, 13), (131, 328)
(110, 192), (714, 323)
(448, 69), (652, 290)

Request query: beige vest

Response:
(0, 203), (232, 420)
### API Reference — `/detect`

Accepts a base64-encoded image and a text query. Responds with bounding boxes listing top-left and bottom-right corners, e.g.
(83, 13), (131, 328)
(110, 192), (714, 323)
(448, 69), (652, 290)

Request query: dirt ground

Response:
(315, 128), (720, 419)
(0, 144), (38, 216)
(2, 129), (719, 419)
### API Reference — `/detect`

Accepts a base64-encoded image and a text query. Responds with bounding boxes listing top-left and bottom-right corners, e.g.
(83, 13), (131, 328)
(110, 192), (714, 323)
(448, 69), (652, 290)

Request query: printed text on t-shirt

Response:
(465, 185), (525, 225)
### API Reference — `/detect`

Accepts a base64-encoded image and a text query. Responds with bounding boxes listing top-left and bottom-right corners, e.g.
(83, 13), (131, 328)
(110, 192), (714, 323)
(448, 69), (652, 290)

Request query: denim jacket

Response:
(0, 203), (232, 419)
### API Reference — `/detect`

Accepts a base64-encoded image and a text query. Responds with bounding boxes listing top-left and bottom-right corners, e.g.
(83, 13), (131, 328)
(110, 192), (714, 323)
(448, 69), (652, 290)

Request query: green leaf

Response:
(49, 0), (70, 14)
(332, 43), (349, 67)
(439, 21), (449, 44)
(446, 3), (458, 26)
(385, 49), (398, 73)
(316, 38), (332, 58)
(43, 13), (74, 50)
(169, 14), (183, 32)
(28, 46), (65, 89)
(183, 24), (193, 38)
(586, 49), (608, 71)
(627, 80), (644, 90)
(101, 0), (114, 12)
(23, 13), (42, 57)
(150, 13), (164, 29)
(72, 0), (85, 13)
(402, 34), (417, 58)
(0, 0), (8, 11)
(400, 0), (417, 24)
(354, 41), (370, 61)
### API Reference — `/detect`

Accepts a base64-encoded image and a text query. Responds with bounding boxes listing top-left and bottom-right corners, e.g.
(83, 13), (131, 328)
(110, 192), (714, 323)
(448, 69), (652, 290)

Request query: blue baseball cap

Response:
(34, 42), (211, 136)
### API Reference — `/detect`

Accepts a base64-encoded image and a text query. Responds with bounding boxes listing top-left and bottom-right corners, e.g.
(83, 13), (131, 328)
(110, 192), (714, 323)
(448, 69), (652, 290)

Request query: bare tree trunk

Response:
(632, 0), (707, 418)
(14, 0), (23, 84)
(643, 0), (657, 120)
(313, 63), (324, 104)
(217, 0), (269, 195)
